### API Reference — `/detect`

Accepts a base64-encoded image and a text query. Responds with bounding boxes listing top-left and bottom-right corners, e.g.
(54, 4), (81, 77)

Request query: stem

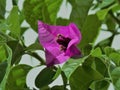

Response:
(109, 34), (115, 46)
(26, 51), (45, 65)
(107, 62), (114, 84)
(61, 71), (68, 89)
(109, 10), (120, 25)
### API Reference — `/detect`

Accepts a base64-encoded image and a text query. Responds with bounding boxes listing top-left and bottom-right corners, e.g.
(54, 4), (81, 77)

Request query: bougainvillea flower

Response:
(38, 21), (82, 66)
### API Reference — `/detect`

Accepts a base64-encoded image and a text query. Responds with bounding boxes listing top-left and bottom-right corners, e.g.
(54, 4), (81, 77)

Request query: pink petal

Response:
(45, 46), (69, 66)
(65, 45), (81, 57)
(38, 21), (58, 48)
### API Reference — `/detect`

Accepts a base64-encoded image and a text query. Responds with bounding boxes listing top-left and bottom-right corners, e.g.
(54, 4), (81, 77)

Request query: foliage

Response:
(0, 0), (120, 90)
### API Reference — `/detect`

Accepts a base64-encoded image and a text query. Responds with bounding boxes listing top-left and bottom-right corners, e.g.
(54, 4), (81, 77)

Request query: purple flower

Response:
(38, 21), (82, 66)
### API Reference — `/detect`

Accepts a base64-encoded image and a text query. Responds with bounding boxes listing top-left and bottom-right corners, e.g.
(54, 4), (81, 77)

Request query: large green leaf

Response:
(23, 0), (62, 31)
(95, 80), (109, 90)
(79, 14), (101, 49)
(68, 0), (93, 28)
(5, 64), (32, 90)
(62, 56), (88, 79)
(69, 66), (104, 90)
(94, 58), (108, 77)
(35, 67), (56, 88)
(56, 18), (70, 25)
(7, 41), (24, 64)
(0, 0), (6, 19)
(7, 6), (20, 38)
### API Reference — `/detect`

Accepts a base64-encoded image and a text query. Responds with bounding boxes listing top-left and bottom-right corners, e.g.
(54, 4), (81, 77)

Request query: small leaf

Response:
(69, 66), (104, 90)
(98, 0), (115, 9)
(109, 53), (120, 66)
(97, 9), (109, 20)
(7, 6), (20, 38)
(104, 46), (115, 56)
(24, 42), (43, 51)
(5, 64), (32, 90)
(35, 67), (56, 88)
(91, 47), (102, 57)
(53, 67), (61, 80)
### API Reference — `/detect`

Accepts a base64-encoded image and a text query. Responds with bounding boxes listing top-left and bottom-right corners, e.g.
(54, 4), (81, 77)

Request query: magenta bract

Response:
(38, 21), (82, 66)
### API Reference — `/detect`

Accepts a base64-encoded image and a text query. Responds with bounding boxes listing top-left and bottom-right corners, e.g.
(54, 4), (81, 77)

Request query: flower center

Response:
(56, 34), (71, 51)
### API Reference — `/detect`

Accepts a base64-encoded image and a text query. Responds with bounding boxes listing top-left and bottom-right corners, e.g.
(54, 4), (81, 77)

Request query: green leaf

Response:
(0, 0), (6, 19)
(0, 61), (7, 83)
(56, 18), (70, 25)
(35, 67), (56, 88)
(97, 9), (109, 20)
(111, 67), (120, 90)
(104, 46), (115, 56)
(109, 53), (120, 66)
(12, 0), (19, 5)
(51, 85), (68, 90)
(0, 20), (9, 31)
(0, 31), (14, 43)
(106, 15), (116, 31)
(97, 3), (118, 21)
(7, 6), (20, 38)
(20, 27), (28, 35)
(95, 80), (109, 90)
(69, 66), (104, 90)
(0, 45), (12, 90)
(0, 45), (7, 62)
(91, 47), (102, 57)
(52, 67), (61, 80)
(7, 41), (24, 64)
(94, 58), (108, 76)
(98, 0), (115, 9)
(23, 0), (62, 31)
(69, 0), (93, 28)
(62, 56), (88, 79)
(112, 5), (120, 12)
(24, 42), (43, 51)
(5, 64), (32, 90)
(79, 14), (101, 48)
(81, 44), (93, 56)
(95, 37), (112, 51)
